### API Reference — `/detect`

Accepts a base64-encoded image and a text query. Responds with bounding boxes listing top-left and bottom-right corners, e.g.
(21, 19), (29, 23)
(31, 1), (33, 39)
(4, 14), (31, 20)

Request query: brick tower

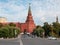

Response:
(26, 4), (36, 33)
(20, 4), (36, 33)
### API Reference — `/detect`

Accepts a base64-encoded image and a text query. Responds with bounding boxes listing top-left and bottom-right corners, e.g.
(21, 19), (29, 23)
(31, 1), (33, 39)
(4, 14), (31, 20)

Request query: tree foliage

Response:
(9, 23), (16, 27)
(0, 23), (20, 38)
(43, 22), (60, 37)
(43, 22), (51, 37)
(32, 25), (44, 37)
(52, 22), (60, 37)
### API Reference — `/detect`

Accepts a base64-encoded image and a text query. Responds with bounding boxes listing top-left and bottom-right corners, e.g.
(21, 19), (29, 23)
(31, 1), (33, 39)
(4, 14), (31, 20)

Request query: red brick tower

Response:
(26, 4), (36, 33)
(19, 4), (36, 33)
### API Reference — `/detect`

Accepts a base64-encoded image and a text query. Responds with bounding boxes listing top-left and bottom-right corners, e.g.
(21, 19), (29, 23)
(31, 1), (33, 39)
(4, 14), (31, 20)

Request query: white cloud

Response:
(0, 0), (28, 22)
(41, 17), (46, 22)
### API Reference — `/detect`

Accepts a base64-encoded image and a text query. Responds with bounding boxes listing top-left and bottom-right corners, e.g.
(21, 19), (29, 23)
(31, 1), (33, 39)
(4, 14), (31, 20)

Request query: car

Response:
(47, 37), (57, 40)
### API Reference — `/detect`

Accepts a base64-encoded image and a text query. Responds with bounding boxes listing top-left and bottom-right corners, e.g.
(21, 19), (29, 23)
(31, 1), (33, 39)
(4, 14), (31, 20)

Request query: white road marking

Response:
(20, 35), (23, 45)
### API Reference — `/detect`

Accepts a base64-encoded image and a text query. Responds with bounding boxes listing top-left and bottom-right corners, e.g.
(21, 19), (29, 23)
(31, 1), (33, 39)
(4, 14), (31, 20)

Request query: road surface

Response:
(0, 34), (60, 45)
(0, 38), (20, 45)
(21, 34), (60, 45)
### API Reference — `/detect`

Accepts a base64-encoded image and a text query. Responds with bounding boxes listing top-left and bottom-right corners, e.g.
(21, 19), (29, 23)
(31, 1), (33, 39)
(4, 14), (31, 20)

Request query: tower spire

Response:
(26, 3), (33, 22)
(28, 3), (32, 15)
(56, 16), (58, 23)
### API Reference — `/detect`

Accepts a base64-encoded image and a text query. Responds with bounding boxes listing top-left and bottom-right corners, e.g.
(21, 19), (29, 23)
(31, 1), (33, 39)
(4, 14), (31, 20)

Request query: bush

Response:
(0, 25), (20, 38)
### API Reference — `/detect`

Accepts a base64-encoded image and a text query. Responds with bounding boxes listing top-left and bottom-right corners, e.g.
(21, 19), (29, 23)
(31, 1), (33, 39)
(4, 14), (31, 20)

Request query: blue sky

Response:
(0, 0), (60, 25)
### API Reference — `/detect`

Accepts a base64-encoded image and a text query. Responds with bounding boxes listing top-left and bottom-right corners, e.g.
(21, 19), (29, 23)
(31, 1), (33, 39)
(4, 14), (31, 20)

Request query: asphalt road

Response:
(0, 34), (60, 45)
(0, 38), (20, 45)
(21, 35), (60, 45)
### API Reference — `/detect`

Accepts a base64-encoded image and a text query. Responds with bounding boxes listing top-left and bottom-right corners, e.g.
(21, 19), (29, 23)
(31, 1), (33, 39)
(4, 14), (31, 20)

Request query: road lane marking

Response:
(20, 35), (23, 45)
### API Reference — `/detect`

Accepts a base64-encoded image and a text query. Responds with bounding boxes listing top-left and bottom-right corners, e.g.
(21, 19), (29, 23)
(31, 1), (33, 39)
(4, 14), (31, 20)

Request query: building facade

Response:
(0, 17), (7, 23)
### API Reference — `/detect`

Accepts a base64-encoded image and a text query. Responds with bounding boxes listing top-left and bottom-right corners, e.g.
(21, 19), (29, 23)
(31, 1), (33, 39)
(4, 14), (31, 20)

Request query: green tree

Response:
(9, 23), (16, 27)
(0, 27), (9, 38)
(32, 25), (44, 37)
(52, 22), (60, 37)
(0, 23), (3, 28)
(8, 27), (20, 38)
(0, 24), (20, 38)
(43, 22), (51, 37)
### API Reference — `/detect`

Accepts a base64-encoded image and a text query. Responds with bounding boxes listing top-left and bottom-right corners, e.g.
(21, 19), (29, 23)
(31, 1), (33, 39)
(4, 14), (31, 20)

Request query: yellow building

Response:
(0, 17), (7, 23)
